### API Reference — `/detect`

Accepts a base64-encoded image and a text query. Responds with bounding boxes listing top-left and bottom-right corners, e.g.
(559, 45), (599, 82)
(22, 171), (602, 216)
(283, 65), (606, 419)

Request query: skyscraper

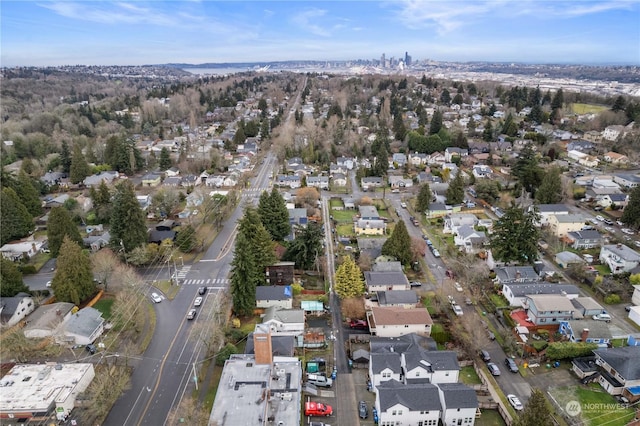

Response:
(404, 51), (412, 67)
(381, 53), (386, 68)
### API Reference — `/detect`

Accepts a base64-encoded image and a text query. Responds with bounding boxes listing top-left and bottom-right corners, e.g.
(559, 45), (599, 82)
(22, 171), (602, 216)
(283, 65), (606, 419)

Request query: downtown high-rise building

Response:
(380, 53), (385, 68)
(404, 51), (412, 66)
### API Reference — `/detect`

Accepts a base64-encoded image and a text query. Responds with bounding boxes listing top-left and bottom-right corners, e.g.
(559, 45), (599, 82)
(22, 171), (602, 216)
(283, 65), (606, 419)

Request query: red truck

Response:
(305, 401), (333, 417)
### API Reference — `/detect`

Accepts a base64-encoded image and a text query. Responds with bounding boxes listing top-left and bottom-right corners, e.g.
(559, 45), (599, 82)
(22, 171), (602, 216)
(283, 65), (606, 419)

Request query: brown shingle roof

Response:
(370, 306), (433, 326)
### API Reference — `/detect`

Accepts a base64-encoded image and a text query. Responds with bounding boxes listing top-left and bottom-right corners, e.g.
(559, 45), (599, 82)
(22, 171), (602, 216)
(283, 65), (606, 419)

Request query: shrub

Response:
(215, 343), (238, 366)
(18, 265), (37, 274)
(291, 282), (303, 296)
(604, 294), (621, 304)
(546, 342), (598, 360)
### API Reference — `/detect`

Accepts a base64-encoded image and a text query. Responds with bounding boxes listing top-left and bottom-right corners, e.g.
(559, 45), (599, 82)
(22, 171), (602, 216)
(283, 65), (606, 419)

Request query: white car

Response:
(604, 226), (614, 233)
(593, 313), (612, 322)
(452, 304), (464, 316)
(400, 202), (407, 209)
(150, 292), (162, 303)
(635, 241), (640, 248)
(621, 228), (635, 235)
(507, 394), (524, 411)
(194, 296), (203, 307)
(595, 215), (605, 222)
(432, 249), (441, 258)
(454, 282), (463, 292)
(46, 280), (52, 287)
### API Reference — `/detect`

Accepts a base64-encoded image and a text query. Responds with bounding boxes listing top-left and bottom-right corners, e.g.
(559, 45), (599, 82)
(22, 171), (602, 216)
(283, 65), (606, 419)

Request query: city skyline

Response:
(2, 0), (639, 67)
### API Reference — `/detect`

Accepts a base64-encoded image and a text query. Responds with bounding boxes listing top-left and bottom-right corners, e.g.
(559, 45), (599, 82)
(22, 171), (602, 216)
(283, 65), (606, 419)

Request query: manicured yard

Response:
(329, 199), (344, 208)
(571, 103), (608, 114)
(331, 208), (356, 222)
(93, 297), (115, 320)
(575, 387), (634, 426)
(460, 365), (482, 385)
(489, 293), (509, 308)
(594, 265), (611, 275)
(336, 223), (354, 237)
(476, 409), (506, 426)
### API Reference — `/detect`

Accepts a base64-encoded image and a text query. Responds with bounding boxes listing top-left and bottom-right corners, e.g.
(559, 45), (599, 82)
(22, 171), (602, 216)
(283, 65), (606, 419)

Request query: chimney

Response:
(515, 270), (521, 280)
(253, 324), (273, 365)
(581, 329), (589, 342)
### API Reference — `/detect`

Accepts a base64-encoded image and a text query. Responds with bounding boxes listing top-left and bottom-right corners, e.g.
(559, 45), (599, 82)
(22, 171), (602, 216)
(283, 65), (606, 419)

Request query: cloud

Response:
(39, 1), (175, 26)
(291, 8), (331, 37)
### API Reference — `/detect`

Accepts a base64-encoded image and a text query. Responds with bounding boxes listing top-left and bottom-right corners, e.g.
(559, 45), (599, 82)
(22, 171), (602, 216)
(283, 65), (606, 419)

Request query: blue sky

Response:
(2, 1), (639, 66)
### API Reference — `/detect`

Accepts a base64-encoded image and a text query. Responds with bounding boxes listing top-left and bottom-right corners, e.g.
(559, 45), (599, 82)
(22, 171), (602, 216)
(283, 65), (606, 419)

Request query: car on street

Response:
(480, 350), (491, 362)
(487, 362), (501, 376)
(593, 313), (611, 322)
(595, 215), (605, 222)
(505, 357), (519, 373)
(310, 423), (331, 426)
(636, 241), (640, 248)
(410, 281), (422, 288)
(150, 292), (162, 303)
(454, 282), (463, 292)
(358, 400), (368, 419)
(448, 295), (455, 304)
(46, 280), (52, 287)
(432, 249), (441, 258)
(621, 228), (635, 235)
(603, 218), (614, 225)
(400, 202), (407, 209)
(604, 226), (614, 233)
(198, 286), (207, 295)
(507, 394), (524, 411)
(187, 309), (197, 320)
(86, 344), (97, 354)
(194, 296), (203, 307)
(452, 304), (464, 316)
(465, 297), (473, 305)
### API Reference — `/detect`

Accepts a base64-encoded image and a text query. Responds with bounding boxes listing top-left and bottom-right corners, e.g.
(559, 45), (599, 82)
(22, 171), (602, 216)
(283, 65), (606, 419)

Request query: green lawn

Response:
(331, 208), (356, 222)
(329, 199), (344, 208)
(594, 264), (611, 275)
(571, 103), (609, 114)
(93, 297), (115, 320)
(575, 387), (634, 426)
(476, 409), (506, 426)
(489, 293), (509, 308)
(460, 365), (482, 385)
(336, 223), (354, 237)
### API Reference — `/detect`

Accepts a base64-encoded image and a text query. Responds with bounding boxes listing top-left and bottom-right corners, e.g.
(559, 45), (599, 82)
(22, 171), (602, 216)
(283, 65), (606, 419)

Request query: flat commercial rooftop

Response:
(208, 355), (301, 426)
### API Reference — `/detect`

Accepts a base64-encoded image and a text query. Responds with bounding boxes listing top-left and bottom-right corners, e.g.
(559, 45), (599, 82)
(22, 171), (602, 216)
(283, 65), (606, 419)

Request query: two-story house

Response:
(547, 214), (586, 238)
(376, 290), (419, 308)
(598, 193), (629, 209)
(438, 383), (480, 426)
(364, 271), (410, 292)
(255, 286), (293, 310)
(362, 176), (384, 190)
(443, 214), (477, 234)
(533, 204), (570, 226)
(369, 352), (403, 391)
(566, 230), (603, 250)
(444, 147), (468, 162)
(453, 225), (487, 254)
(306, 175), (330, 190)
(558, 320), (612, 347)
(354, 219), (386, 236)
(376, 381), (442, 426)
(402, 346), (459, 384)
(368, 306), (433, 338)
(0, 293), (35, 327)
(493, 266), (540, 285)
(599, 244), (640, 274)
(594, 346), (640, 401)
(524, 294), (576, 326)
(502, 283), (579, 308)
(261, 307), (304, 336)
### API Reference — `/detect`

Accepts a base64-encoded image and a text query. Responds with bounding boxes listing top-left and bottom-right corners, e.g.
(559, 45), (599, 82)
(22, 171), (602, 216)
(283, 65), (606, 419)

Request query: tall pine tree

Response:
(446, 172), (465, 205)
(15, 171), (43, 217)
(110, 181), (147, 252)
(1, 187), (33, 245)
(47, 207), (83, 257)
(534, 166), (563, 204)
(489, 205), (540, 265)
(258, 188), (290, 241)
(381, 220), (412, 266)
(70, 144), (91, 184)
(51, 236), (96, 305)
(416, 183), (432, 213)
(334, 255), (364, 299)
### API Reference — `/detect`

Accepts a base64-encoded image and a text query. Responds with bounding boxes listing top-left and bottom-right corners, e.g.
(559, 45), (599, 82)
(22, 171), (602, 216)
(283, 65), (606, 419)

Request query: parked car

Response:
(592, 313), (611, 322)
(595, 215), (605, 222)
(150, 292), (162, 303)
(187, 309), (197, 320)
(46, 280), (52, 287)
(621, 228), (635, 235)
(86, 344), (97, 354)
(410, 281), (422, 288)
(454, 282), (463, 292)
(432, 249), (441, 258)
(198, 286), (207, 295)
(350, 319), (368, 329)
(507, 394), (524, 411)
(505, 358), (519, 373)
(194, 296), (203, 307)
(487, 362), (501, 376)
(310, 423), (332, 426)
(307, 373), (333, 388)
(358, 401), (368, 419)
(305, 402), (333, 417)
(603, 218), (614, 225)
(452, 304), (464, 316)
(465, 297), (473, 305)
(480, 350), (491, 362)
(400, 202), (407, 209)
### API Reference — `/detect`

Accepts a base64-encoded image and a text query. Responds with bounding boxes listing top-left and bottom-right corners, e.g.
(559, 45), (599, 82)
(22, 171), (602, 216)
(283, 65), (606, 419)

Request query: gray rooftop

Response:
(438, 383), (479, 409)
(364, 271), (410, 287)
(256, 286), (292, 301)
(505, 283), (580, 298)
(536, 204), (570, 213)
(567, 230), (603, 240)
(0, 293), (31, 321)
(262, 307), (304, 324)
(377, 290), (419, 306)
(495, 266), (540, 283)
(370, 352), (402, 374)
(602, 244), (640, 262)
(208, 354), (302, 426)
(594, 347), (640, 381)
(64, 307), (104, 339)
(359, 205), (380, 219)
(377, 380), (441, 411)
(565, 320), (612, 339)
(553, 214), (585, 223)
(403, 346), (460, 373)
(369, 333), (437, 354)
(371, 261), (403, 272)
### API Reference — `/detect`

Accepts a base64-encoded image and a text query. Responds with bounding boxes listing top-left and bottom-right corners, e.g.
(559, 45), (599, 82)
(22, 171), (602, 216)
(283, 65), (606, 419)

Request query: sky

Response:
(2, 0), (640, 67)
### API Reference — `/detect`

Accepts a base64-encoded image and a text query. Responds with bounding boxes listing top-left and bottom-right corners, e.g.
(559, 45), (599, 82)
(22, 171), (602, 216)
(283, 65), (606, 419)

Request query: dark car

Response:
(86, 344), (97, 354)
(358, 400), (368, 419)
(198, 286), (207, 295)
(505, 357), (519, 373)
(480, 350), (491, 362)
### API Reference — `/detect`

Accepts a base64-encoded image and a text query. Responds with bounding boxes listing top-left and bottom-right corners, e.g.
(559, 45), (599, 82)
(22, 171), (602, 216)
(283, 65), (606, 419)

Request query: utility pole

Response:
(192, 362), (198, 390)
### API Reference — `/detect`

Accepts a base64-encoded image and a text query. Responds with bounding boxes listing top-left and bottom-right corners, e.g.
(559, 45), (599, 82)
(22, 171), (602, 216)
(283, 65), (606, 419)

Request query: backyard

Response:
(549, 385), (635, 426)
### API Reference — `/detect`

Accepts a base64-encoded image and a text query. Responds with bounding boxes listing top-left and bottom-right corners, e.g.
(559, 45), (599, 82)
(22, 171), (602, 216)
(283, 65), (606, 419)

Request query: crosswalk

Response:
(175, 265), (192, 280)
(182, 278), (230, 286)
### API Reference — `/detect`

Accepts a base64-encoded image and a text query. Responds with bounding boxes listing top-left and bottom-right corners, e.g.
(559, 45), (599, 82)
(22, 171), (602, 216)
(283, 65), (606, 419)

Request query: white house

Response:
(255, 286), (293, 310)
(261, 307), (304, 336)
(453, 225), (487, 254)
(502, 283), (580, 307)
(376, 381), (442, 426)
(0, 293), (35, 327)
(369, 352), (402, 391)
(438, 383), (479, 426)
(599, 244), (640, 274)
(402, 346), (460, 384)
(443, 214), (477, 234)
(364, 271), (410, 292)
(0, 241), (43, 261)
(367, 306), (433, 338)
(532, 204), (570, 226)
(23, 303), (75, 339)
(61, 307), (105, 345)
(472, 165), (492, 179)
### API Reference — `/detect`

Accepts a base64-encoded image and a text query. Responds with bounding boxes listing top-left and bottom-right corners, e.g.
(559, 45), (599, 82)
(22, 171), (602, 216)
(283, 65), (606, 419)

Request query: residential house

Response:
(343, 197), (356, 210)
(1, 241), (43, 261)
(329, 163), (348, 176)
(276, 174), (301, 189)
(45, 194), (70, 209)
(372, 261), (404, 273)
(369, 352), (403, 390)
(566, 230), (603, 250)
(164, 167), (180, 177)
(402, 345), (459, 384)
(362, 176), (384, 190)
(472, 165), (492, 179)
(602, 125), (626, 142)
(0, 293), (35, 327)
(388, 175), (413, 189)
(438, 383), (479, 426)
(559, 320), (611, 347)
(180, 175), (199, 187)
(567, 140), (594, 152)
(162, 176), (182, 187)
(141, 173), (162, 187)
(409, 152), (428, 166)
(336, 156), (356, 170)
(555, 251), (586, 269)
(427, 152), (446, 166)
(443, 214), (477, 234)
(533, 204), (570, 226)
(593, 346), (640, 401)
(261, 307), (304, 336)
(468, 141), (490, 154)
(604, 152), (629, 165)
(61, 307), (105, 345)
(392, 153), (407, 167)
(265, 262), (295, 286)
(41, 171), (66, 186)
(364, 271), (410, 292)
(633, 285), (640, 306)
(502, 283), (579, 308)
(255, 286), (293, 310)
(426, 203), (449, 219)
(367, 306), (433, 337)
(306, 175), (329, 190)
(331, 173), (347, 187)
(453, 225), (487, 254)
(355, 219), (386, 236)
(571, 297), (606, 317)
(136, 195), (151, 211)
(494, 266), (540, 285)
(613, 174), (640, 189)
(524, 295), (576, 326)
(244, 327), (295, 358)
(547, 214), (586, 237)
(376, 290), (419, 308)
(444, 147), (468, 162)
(359, 205), (380, 220)
(288, 208), (308, 227)
(23, 302), (75, 339)
(285, 156), (304, 172)
(598, 193), (629, 209)
(83, 231), (110, 252)
(599, 244), (640, 274)
(83, 171), (118, 187)
(375, 381), (442, 426)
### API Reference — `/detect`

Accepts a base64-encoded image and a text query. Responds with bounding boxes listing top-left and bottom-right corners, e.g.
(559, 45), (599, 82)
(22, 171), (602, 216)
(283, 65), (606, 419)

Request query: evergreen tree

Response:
(551, 88), (564, 110)
(47, 207), (83, 257)
(241, 208), (276, 277)
(1, 187), (33, 245)
(621, 186), (640, 229)
(534, 167), (563, 204)
(393, 112), (407, 141)
(513, 143), (543, 197)
(440, 89), (451, 105)
(60, 140), (72, 174)
(51, 236), (96, 305)
(104, 136), (144, 175)
(482, 120), (494, 141)
(15, 171), (43, 217)
(258, 188), (291, 241)
(0, 257), (29, 297)
(381, 220), (412, 266)
(284, 222), (324, 270)
(489, 205), (540, 264)
(233, 127), (246, 146)
(159, 147), (172, 170)
(89, 180), (112, 223)
(110, 181), (147, 252)
(372, 143), (389, 177)
(612, 95), (626, 112)
(230, 231), (260, 317)
(416, 183), (432, 213)
(528, 104), (543, 123)
(446, 172), (465, 205)
(70, 144), (91, 184)
(429, 110), (443, 135)
(514, 389), (552, 426)
(501, 113), (518, 137)
(334, 256), (365, 299)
